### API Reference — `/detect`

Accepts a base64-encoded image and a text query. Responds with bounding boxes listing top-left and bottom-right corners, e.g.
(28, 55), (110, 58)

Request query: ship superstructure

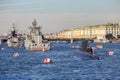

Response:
(24, 19), (50, 51)
(7, 26), (23, 47)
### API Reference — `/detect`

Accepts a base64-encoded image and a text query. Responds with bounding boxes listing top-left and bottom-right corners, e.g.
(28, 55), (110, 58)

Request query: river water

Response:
(0, 42), (120, 80)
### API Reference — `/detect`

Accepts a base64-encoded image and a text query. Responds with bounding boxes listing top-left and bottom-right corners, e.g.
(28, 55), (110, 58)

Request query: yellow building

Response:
(57, 22), (120, 40)
(58, 30), (72, 39)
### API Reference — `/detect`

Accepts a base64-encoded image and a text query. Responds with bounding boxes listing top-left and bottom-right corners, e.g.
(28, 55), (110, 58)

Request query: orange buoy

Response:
(13, 52), (20, 57)
(42, 48), (46, 52)
(108, 51), (114, 56)
(44, 58), (52, 64)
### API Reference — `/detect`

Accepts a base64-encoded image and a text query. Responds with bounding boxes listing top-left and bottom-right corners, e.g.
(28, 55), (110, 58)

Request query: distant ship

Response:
(7, 26), (23, 47)
(24, 19), (51, 51)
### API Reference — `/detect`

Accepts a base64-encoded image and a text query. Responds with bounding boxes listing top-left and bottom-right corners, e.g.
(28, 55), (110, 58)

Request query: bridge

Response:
(45, 38), (93, 43)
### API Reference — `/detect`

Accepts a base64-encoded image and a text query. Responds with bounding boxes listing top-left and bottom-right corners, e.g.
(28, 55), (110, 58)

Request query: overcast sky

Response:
(0, 0), (120, 34)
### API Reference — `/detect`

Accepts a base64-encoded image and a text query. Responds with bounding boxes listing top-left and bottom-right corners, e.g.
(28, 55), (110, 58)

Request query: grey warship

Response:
(7, 26), (23, 47)
(24, 19), (50, 51)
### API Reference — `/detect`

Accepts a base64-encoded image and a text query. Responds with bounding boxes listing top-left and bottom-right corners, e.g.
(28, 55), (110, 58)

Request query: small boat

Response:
(7, 26), (23, 47)
(24, 19), (51, 51)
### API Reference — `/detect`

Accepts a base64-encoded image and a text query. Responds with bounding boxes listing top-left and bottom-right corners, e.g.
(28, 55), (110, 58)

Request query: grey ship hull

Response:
(8, 42), (22, 47)
(25, 41), (50, 51)
(7, 39), (23, 47)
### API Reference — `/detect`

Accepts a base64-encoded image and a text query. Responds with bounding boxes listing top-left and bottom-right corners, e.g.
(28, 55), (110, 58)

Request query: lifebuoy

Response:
(1, 48), (4, 50)
(44, 58), (52, 64)
(108, 51), (114, 56)
(13, 52), (19, 57)
(42, 48), (46, 52)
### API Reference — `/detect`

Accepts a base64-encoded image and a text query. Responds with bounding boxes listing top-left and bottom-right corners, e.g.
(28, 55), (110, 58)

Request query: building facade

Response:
(57, 23), (120, 40)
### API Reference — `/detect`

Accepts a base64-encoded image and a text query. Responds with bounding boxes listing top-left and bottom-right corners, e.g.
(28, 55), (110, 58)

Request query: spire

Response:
(32, 19), (37, 27)
(11, 23), (16, 31)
